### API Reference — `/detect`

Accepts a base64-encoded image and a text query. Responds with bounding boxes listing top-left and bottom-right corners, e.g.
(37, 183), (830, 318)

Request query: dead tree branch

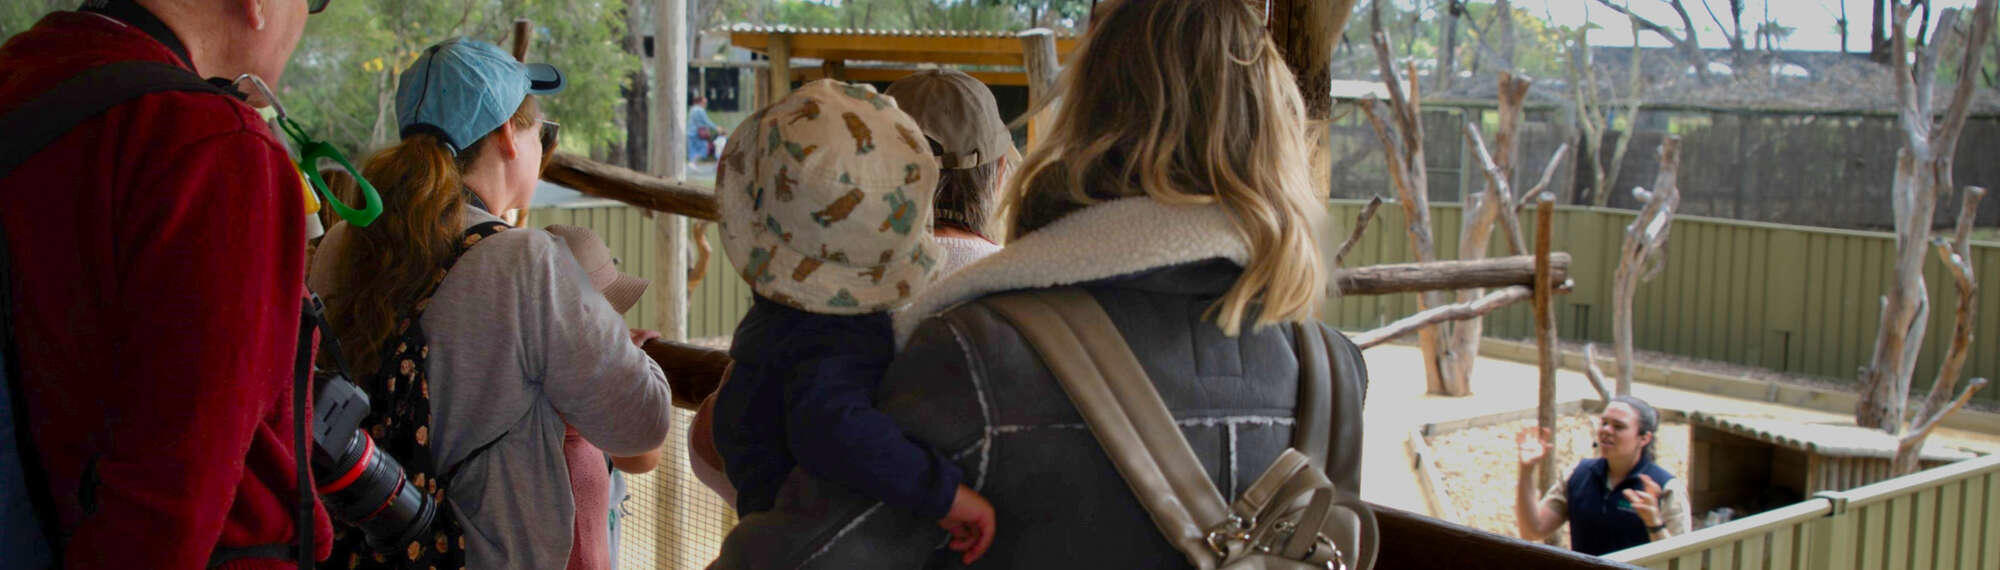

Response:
(1334, 196), (1385, 268)
(1355, 283), (1572, 349)
(1516, 143), (1573, 213)
(1364, 29), (1453, 394)
(1612, 137), (1682, 396)
(1894, 378), (1988, 474)
(1338, 254), (1572, 295)
(1581, 343), (1613, 402)
(1464, 122), (1532, 255)
(1896, 186), (1986, 473)
(1858, 0), (1995, 431)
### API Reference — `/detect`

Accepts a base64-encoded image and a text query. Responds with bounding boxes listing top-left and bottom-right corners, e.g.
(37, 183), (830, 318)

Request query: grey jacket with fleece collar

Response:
(709, 198), (1368, 569)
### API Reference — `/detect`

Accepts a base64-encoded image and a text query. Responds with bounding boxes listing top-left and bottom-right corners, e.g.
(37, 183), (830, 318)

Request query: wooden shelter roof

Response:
(726, 24), (1079, 67)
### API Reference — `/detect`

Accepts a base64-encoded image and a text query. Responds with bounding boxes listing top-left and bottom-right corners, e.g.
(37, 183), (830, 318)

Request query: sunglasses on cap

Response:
(309, 0), (332, 14)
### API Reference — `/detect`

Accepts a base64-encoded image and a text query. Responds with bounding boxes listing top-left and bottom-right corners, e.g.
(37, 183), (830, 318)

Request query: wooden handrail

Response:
(1373, 505), (1638, 569)
(641, 339), (730, 409)
(541, 153), (718, 220)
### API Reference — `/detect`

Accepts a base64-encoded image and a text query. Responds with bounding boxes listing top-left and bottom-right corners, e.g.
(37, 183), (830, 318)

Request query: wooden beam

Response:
(1020, 29), (1061, 148)
(820, 58), (848, 81)
(643, 339), (731, 409)
(1337, 254), (1570, 296)
(542, 153), (718, 220)
(768, 33), (793, 107)
(510, 19), (532, 60)
(791, 67), (1031, 87)
(730, 30), (1079, 66)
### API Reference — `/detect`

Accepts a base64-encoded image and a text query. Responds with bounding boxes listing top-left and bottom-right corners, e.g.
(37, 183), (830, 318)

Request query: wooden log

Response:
(541, 153), (718, 220)
(768, 33), (793, 107)
(1019, 29), (1061, 147)
(1337, 254), (1571, 296)
(642, 339), (732, 409)
(1532, 194), (1560, 518)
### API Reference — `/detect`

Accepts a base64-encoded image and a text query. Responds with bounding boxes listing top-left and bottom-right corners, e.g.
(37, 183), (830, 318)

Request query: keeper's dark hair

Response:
(1611, 395), (1660, 464)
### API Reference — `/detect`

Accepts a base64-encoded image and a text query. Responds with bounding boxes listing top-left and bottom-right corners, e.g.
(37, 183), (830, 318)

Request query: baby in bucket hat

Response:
(712, 79), (995, 564)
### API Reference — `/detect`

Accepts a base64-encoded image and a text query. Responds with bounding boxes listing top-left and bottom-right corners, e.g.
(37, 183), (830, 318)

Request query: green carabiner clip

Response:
(237, 74), (384, 228)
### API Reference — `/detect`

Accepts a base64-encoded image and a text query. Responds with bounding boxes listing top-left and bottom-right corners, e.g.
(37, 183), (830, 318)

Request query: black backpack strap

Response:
(0, 60), (228, 180)
(1, 214), (63, 566)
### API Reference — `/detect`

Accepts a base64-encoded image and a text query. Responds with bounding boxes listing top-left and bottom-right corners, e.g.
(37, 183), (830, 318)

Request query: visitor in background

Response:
(312, 37), (672, 568)
(884, 69), (1017, 273)
(689, 94), (723, 162)
(1515, 395), (1691, 555)
(0, 0), (328, 566)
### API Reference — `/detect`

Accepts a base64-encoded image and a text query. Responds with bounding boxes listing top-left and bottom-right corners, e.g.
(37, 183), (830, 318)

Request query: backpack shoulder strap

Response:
(1292, 322), (1366, 494)
(978, 288), (1231, 569)
(0, 215), (58, 566)
(0, 60), (229, 180)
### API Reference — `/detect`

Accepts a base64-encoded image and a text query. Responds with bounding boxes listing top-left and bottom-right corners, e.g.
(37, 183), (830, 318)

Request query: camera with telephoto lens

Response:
(308, 322), (436, 552)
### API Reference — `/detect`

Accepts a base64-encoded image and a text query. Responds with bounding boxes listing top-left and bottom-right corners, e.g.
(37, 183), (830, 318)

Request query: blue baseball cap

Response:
(395, 38), (565, 153)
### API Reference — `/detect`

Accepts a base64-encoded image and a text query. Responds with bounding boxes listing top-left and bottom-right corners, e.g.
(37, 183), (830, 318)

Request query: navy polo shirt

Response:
(1565, 457), (1676, 556)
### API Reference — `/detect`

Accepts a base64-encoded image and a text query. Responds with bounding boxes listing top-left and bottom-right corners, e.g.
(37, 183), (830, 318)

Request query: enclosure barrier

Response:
(1606, 453), (2000, 570)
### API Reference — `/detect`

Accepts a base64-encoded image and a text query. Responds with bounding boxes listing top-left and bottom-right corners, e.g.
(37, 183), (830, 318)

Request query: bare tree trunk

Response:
(1895, 186), (1988, 473)
(1442, 74), (1532, 393)
(1362, 30), (1454, 394)
(1612, 138), (1682, 396)
(1858, 0), (1994, 431)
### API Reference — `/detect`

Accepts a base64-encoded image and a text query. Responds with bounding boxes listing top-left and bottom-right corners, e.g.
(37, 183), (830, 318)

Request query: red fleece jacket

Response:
(0, 12), (332, 569)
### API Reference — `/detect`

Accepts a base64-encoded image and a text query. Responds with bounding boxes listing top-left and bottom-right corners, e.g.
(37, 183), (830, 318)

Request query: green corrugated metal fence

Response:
(545, 199), (2000, 405)
(1325, 200), (2000, 405)
(1608, 453), (2000, 569)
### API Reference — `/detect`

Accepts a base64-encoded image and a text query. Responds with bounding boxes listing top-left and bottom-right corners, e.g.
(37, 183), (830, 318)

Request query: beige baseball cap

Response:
(545, 224), (651, 315)
(885, 70), (1016, 170)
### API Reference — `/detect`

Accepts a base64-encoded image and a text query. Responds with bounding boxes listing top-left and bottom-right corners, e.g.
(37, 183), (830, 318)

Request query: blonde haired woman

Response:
(311, 38), (671, 568)
(709, 1), (1365, 567)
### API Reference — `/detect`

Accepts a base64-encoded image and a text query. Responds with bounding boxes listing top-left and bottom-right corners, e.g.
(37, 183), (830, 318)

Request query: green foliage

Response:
(0, 1), (636, 159)
(282, 0), (638, 158)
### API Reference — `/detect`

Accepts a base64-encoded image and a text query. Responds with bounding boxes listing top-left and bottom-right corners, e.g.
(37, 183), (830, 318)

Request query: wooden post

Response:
(820, 59), (848, 81)
(767, 34), (793, 110)
(1532, 193), (1559, 531)
(653, 0), (688, 345)
(1019, 29), (1061, 148)
(510, 19), (532, 60)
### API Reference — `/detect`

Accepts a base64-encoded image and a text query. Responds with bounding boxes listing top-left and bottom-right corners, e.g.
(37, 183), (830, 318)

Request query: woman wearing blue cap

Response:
(311, 38), (674, 569)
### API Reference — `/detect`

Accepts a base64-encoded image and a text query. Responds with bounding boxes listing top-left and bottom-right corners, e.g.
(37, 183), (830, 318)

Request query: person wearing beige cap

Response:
(884, 69), (1017, 274)
(544, 224), (663, 570)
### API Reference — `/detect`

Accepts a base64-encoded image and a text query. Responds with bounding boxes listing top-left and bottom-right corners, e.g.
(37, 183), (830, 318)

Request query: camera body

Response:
(308, 329), (436, 553)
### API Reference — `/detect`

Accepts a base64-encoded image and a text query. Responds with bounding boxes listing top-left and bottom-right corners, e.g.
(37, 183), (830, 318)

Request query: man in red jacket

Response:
(0, 1), (332, 568)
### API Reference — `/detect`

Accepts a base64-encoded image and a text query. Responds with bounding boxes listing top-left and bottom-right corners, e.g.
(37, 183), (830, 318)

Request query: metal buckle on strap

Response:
(1204, 514), (1254, 556)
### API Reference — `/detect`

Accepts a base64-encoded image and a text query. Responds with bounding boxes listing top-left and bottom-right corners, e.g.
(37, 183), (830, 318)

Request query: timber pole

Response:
(1532, 193), (1559, 539)
(655, 0), (688, 343)
(1019, 29), (1061, 148)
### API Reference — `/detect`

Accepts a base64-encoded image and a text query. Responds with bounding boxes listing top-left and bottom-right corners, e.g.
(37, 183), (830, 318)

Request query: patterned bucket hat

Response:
(717, 79), (943, 315)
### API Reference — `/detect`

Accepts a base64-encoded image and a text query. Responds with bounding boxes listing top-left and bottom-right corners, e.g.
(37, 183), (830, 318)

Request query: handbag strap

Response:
(980, 288), (1233, 569)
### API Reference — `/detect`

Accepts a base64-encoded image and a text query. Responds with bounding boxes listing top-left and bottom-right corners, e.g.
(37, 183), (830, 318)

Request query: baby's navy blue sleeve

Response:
(780, 323), (963, 520)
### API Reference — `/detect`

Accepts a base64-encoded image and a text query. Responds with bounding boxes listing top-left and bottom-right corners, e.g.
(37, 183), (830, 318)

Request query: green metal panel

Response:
(1672, 552), (1702, 570)
(1768, 523), (1796, 570)
(1856, 499), (1885, 570)
(1937, 479), (1962, 570)
(1983, 472), (2000, 570)
(1910, 487), (1936, 570)
(1885, 494), (1911, 570)
(1734, 534), (1763, 570)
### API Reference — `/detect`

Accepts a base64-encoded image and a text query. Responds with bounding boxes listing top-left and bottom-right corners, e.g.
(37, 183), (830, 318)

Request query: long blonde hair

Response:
(1005, 0), (1325, 335)
(326, 97), (540, 375)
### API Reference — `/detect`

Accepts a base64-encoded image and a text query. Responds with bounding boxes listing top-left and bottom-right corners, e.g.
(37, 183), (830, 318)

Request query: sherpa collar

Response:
(892, 197), (1249, 345)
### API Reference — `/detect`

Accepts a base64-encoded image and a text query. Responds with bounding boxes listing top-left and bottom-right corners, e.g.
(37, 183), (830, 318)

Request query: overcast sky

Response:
(1525, 0), (1981, 51)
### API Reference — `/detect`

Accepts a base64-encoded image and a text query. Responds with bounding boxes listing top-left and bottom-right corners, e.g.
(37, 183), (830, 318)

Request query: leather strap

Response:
(980, 289), (1232, 569)
(1289, 323), (1333, 477)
